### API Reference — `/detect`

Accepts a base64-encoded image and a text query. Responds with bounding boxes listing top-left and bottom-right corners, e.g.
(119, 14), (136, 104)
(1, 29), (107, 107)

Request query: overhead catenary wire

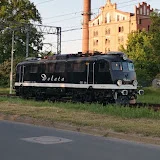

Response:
(42, 0), (151, 25)
(35, 0), (56, 6)
(41, 0), (150, 21)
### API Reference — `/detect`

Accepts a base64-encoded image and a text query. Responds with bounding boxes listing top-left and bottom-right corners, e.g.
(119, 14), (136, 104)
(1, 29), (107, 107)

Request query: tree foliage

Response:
(0, 0), (43, 63)
(0, 0), (43, 87)
(120, 11), (160, 86)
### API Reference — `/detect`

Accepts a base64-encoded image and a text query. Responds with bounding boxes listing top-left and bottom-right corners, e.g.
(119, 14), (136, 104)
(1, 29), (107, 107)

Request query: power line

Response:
(42, 0), (151, 25)
(42, 0), (149, 21)
(36, 0), (56, 5)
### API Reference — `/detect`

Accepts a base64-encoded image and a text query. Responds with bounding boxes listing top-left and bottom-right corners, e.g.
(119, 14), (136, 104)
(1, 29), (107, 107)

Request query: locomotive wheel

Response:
(35, 89), (46, 101)
(24, 88), (32, 99)
(115, 96), (130, 105)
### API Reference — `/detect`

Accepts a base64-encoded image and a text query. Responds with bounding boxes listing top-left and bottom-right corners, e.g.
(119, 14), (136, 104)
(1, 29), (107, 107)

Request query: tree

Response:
(149, 10), (160, 65)
(120, 10), (160, 86)
(0, 0), (43, 63)
(120, 30), (159, 86)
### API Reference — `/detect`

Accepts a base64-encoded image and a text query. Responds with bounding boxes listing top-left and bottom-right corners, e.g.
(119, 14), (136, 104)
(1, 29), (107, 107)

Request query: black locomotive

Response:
(14, 52), (143, 104)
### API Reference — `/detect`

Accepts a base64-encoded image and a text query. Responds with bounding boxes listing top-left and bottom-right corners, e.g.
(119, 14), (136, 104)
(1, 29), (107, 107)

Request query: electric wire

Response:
(35, 0), (56, 6)
(42, 0), (151, 25)
(42, 0), (150, 21)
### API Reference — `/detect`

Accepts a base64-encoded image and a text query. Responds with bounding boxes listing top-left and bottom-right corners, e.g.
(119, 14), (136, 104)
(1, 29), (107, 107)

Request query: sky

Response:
(30, 0), (160, 54)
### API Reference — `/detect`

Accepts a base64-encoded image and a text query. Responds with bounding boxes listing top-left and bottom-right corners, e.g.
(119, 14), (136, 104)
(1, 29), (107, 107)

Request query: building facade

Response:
(84, 0), (153, 53)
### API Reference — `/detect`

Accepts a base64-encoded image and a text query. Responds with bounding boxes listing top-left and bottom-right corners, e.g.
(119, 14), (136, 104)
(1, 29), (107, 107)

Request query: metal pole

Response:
(10, 30), (14, 94)
(57, 27), (61, 54)
(26, 25), (29, 57)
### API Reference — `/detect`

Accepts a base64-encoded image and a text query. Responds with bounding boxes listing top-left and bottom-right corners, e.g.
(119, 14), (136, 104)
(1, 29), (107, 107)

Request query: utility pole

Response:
(26, 25), (29, 58)
(10, 30), (14, 94)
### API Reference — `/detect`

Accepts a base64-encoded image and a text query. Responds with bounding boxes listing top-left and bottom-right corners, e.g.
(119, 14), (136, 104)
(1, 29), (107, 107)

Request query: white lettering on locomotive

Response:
(41, 74), (65, 82)
(41, 74), (47, 81)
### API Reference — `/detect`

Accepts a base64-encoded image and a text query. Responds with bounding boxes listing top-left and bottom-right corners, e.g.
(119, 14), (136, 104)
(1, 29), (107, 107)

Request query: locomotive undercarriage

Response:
(15, 86), (137, 104)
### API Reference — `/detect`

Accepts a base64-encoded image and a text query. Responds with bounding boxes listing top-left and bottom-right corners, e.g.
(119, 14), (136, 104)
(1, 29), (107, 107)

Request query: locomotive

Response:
(14, 51), (143, 104)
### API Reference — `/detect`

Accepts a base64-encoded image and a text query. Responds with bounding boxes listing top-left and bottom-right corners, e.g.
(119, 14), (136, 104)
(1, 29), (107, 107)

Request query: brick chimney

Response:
(82, 0), (91, 53)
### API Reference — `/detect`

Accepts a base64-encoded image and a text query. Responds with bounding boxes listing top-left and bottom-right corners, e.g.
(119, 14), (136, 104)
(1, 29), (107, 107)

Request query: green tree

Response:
(120, 30), (159, 86)
(149, 10), (160, 65)
(0, 0), (43, 63)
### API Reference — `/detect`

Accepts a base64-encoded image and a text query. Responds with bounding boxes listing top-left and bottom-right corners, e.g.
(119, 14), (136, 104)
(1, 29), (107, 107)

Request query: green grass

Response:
(1, 94), (160, 138)
(0, 88), (10, 94)
(0, 87), (159, 120)
(137, 87), (160, 104)
(0, 96), (160, 119)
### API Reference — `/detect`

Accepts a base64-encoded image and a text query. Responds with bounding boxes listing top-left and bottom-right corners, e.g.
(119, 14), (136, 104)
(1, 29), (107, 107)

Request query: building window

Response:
(139, 19), (142, 24)
(121, 26), (124, 32)
(147, 9), (149, 15)
(144, 5), (146, 15)
(118, 37), (120, 43)
(93, 39), (99, 46)
(96, 40), (98, 45)
(148, 25), (150, 31)
(122, 17), (125, 20)
(97, 19), (99, 25)
(96, 31), (98, 36)
(118, 26), (124, 32)
(117, 15), (120, 21)
(118, 36), (124, 43)
(105, 39), (110, 45)
(93, 31), (98, 36)
(140, 8), (142, 14)
(118, 27), (121, 32)
(105, 28), (110, 35)
(106, 13), (111, 23)
(121, 36), (124, 42)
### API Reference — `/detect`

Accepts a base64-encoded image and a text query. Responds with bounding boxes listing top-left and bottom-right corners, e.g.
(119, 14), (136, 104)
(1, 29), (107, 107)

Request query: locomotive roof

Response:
(17, 51), (132, 66)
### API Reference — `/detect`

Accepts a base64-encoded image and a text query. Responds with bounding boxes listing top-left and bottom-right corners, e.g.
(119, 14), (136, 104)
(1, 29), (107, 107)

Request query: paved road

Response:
(0, 120), (160, 160)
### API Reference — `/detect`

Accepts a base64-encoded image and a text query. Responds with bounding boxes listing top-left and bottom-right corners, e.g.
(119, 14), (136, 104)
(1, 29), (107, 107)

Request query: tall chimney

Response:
(82, 0), (91, 53)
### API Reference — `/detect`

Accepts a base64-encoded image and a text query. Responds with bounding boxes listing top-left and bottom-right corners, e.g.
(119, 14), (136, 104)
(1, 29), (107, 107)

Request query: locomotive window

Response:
(46, 63), (55, 73)
(111, 62), (122, 70)
(128, 62), (134, 71)
(73, 63), (85, 72)
(30, 65), (38, 73)
(25, 65), (30, 73)
(16, 66), (20, 73)
(67, 63), (73, 72)
(122, 62), (128, 72)
(55, 63), (65, 72)
(99, 62), (109, 72)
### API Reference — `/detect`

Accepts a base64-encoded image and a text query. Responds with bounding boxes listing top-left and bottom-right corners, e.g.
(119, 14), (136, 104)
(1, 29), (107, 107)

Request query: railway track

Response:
(0, 93), (160, 111)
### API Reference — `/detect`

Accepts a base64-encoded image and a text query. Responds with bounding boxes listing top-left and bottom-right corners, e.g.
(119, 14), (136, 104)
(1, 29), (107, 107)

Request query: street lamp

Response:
(10, 30), (14, 94)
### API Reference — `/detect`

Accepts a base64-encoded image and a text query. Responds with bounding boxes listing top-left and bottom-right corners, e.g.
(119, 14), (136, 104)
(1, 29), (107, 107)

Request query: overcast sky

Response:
(30, 0), (160, 54)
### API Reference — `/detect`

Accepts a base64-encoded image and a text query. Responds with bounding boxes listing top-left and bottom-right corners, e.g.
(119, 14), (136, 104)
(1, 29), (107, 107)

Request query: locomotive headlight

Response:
(117, 80), (122, 86)
(122, 54), (127, 60)
(133, 80), (138, 86)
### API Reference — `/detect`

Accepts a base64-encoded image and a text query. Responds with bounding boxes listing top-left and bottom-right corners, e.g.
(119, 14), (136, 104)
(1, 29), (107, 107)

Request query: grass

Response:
(0, 88), (10, 94)
(0, 96), (160, 119)
(137, 87), (160, 104)
(0, 87), (160, 138)
(0, 97), (160, 138)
